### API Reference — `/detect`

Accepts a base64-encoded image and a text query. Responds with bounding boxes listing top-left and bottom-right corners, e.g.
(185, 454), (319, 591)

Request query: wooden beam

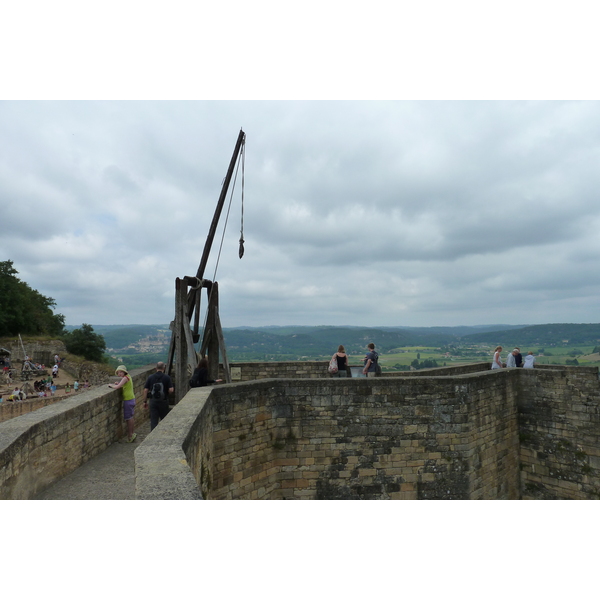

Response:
(215, 311), (231, 384)
(174, 278), (188, 405)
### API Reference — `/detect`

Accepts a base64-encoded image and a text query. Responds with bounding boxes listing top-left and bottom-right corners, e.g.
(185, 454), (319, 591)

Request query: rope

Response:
(239, 139), (245, 259)
(189, 277), (203, 290)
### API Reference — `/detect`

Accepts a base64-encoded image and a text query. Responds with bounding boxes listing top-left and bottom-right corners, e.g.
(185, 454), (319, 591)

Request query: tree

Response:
(0, 260), (65, 336)
(63, 324), (107, 362)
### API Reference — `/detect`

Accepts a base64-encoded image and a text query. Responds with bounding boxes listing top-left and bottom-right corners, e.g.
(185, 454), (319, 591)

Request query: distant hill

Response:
(461, 323), (600, 346)
(77, 323), (529, 358)
(69, 322), (600, 361)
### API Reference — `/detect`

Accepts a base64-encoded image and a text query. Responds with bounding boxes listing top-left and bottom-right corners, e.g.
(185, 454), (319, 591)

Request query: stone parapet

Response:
(0, 396), (64, 424)
(136, 366), (530, 500)
(517, 366), (600, 499)
(0, 365), (154, 499)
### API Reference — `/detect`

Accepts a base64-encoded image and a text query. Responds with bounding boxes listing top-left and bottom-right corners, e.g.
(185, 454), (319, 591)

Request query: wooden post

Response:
(174, 278), (188, 404)
(183, 315), (198, 374)
(215, 311), (231, 383)
(207, 283), (220, 382)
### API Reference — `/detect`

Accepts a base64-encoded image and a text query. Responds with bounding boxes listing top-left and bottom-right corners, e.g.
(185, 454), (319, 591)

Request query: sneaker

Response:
(127, 433), (137, 443)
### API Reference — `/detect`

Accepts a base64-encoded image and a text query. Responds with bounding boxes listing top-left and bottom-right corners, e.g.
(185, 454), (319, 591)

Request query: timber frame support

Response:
(168, 276), (231, 404)
(166, 129), (245, 403)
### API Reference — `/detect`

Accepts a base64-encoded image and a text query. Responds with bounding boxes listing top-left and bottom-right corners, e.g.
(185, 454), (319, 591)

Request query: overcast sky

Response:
(3, 100), (600, 328)
(3, 3), (600, 329)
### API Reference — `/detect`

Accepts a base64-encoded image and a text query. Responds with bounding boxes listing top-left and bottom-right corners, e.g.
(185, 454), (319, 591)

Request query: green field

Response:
(347, 344), (600, 371)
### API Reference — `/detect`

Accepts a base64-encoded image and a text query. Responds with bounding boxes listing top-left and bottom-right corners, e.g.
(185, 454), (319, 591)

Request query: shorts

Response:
(123, 399), (136, 421)
(367, 371), (377, 378)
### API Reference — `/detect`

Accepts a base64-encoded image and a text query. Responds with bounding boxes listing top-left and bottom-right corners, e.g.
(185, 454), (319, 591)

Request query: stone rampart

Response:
(0, 396), (64, 424)
(0, 339), (66, 368)
(136, 364), (600, 500)
(223, 360), (337, 381)
(222, 361), (490, 382)
(4, 358), (599, 501)
(136, 366), (524, 499)
(517, 366), (600, 499)
(0, 365), (153, 499)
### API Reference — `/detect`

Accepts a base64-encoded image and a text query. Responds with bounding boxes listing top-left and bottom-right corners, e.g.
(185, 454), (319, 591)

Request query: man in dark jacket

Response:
(143, 362), (174, 431)
(514, 348), (523, 368)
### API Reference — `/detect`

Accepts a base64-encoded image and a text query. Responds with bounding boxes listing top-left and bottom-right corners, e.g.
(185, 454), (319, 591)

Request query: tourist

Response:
(506, 349), (517, 368)
(74, 380), (79, 392)
(84, 379), (89, 389)
(362, 343), (379, 377)
(52, 364), (59, 377)
(54, 354), (60, 364)
(108, 365), (137, 443)
(330, 345), (350, 377)
(143, 361), (175, 431)
(491, 346), (503, 369)
(189, 357), (222, 388)
(65, 382), (71, 394)
(523, 352), (536, 368)
(51, 381), (56, 396)
(514, 347), (523, 368)
(10, 387), (23, 401)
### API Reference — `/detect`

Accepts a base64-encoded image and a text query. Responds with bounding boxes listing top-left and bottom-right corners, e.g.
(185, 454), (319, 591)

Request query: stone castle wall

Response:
(518, 366), (600, 499)
(0, 366), (153, 500)
(137, 364), (600, 500)
(221, 360), (490, 382)
(201, 373), (520, 499)
(3, 359), (600, 500)
(0, 396), (64, 424)
(0, 339), (66, 368)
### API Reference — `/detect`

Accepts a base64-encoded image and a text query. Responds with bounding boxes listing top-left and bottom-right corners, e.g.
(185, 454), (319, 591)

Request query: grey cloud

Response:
(2, 100), (600, 328)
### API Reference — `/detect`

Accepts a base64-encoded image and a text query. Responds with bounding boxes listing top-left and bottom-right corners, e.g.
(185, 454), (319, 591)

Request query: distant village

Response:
(106, 330), (171, 358)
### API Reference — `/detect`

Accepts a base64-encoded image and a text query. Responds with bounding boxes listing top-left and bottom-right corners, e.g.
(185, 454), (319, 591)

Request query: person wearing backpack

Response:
(142, 361), (174, 431)
(362, 343), (379, 377)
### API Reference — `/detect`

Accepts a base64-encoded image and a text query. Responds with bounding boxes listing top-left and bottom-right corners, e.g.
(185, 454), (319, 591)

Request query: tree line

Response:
(1, 261), (106, 362)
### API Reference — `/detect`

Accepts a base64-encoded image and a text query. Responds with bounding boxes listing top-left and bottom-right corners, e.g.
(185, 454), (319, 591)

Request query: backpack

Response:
(150, 375), (166, 400)
(374, 353), (382, 375)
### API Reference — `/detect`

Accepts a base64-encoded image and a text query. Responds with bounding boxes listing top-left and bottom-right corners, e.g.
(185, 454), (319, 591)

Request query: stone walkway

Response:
(34, 420), (151, 500)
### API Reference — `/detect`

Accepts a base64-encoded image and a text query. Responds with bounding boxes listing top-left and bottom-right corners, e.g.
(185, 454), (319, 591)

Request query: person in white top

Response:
(491, 346), (503, 369)
(506, 349), (517, 368)
(523, 352), (535, 368)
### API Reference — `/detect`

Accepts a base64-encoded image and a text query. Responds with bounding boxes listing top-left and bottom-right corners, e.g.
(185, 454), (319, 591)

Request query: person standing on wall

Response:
(143, 361), (174, 431)
(331, 345), (350, 377)
(108, 365), (137, 443)
(363, 343), (378, 377)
